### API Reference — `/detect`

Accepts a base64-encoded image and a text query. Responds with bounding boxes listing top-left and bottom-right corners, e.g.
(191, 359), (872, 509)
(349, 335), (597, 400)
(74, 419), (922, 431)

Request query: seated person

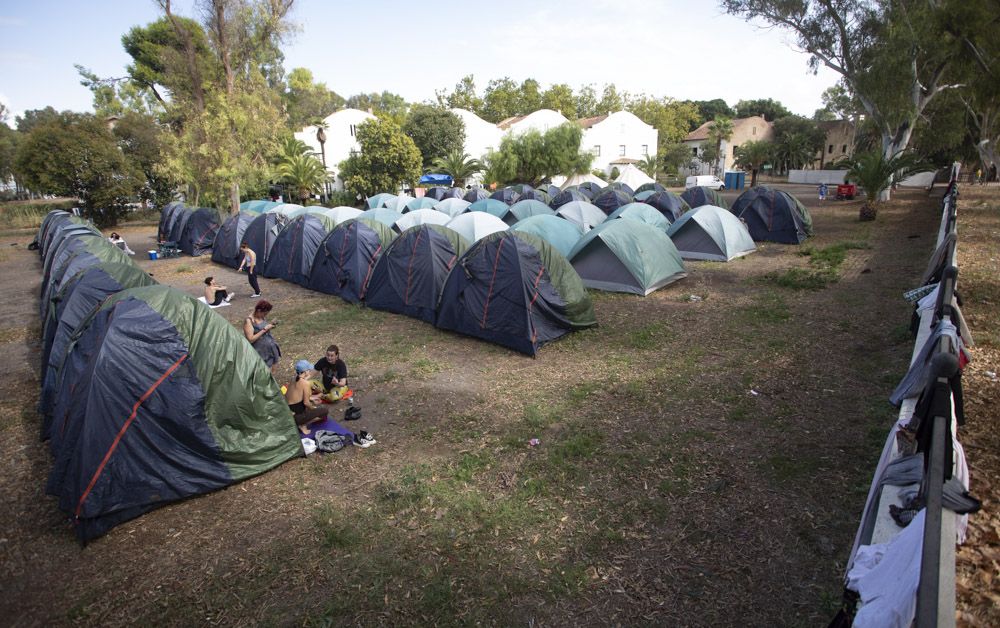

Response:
(203, 276), (232, 305)
(286, 360), (329, 435)
(313, 344), (351, 403)
(108, 232), (135, 255)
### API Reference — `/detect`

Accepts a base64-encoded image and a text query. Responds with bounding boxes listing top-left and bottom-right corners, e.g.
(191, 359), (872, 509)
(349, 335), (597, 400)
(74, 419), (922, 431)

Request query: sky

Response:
(0, 0), (841, 126)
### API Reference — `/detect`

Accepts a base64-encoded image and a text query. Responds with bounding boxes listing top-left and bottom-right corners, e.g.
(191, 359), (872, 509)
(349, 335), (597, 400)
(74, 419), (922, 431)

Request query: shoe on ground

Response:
(359, 430), (376, 445)
(224, 294), (233, 302)
(250, 293), (262, 298)
(352, 434), (371, 448)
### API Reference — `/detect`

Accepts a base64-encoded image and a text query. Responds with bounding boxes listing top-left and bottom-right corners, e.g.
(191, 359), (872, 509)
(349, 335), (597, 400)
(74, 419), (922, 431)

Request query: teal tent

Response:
(569, 220), (687, 295)
(509, 214), (582, 258)
(607, 202), (671, 233)
(666, 205), (756, 261)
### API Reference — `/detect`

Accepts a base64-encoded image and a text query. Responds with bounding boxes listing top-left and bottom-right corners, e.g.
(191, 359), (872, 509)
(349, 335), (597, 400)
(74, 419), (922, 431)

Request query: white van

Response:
(685, 175), (725, 190)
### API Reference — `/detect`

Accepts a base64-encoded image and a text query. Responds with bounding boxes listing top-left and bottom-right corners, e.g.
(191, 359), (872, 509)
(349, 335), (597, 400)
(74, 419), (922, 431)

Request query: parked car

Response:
(685, 175), (725, 190)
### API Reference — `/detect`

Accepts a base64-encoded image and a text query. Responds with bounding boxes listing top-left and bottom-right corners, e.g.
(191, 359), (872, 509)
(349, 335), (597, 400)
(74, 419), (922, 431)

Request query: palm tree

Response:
(277, 153), (330, 205)
(280, 136), (313, 160)
(734, 140), (773, 187)
(847, 150), (929, 221)
(706, 117), (734, 175)
(430, 150), (482, 188)
(639, 154), (660, 179)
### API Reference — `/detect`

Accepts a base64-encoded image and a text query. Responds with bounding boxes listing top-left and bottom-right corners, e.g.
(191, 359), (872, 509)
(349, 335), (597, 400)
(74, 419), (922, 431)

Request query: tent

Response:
(489, 187), (520, 205)
(666, 205), (757, 261)
(509, 214), (583, 258)
(681, 186), (727, 210)
(730, 186), (813, 244)
(606, 181), (636, 197)
(40, 221), (102, 292)
(239, 200), (279, 214)
(41, 233), (131, 321)
(468, 198), (509, 218)
(436, 231), (597, 356)
(635, 182), (666, 195)
(419, 174), (453, 186)
(262, 213), (337, 286)
(445, 212), (509, 243)
(178, 207), (220, 256)
(167, 206), (193, 244)
(242, 211), (289, 268)
(394, 208), (451, 232)
(569, 219), (687, 295)
(607, 202), (671, 233)
(518, 188), (553, 205)
(360, 207), (402, 228)
(556, 201), (607, 231)
(434, 197), (471, 218)
(539, 184), (561, 197)
(43, 285), (302, 542)
(614, 164), (654, 192)
(423, 187), (449, 202)
(212, 211), (257, 268)
(383, 195), (412, 213)
(510, 184), (534, 195)
(557, 173), (606, 192)
(308, 218), (396, 303)
(593, 188), (633, 215)
(643, 191), (691, 221)
(158, 201), (186, 242)
(364, 224), (469, 324)
(505, 199), (555, 226)
(550, 187), (590, 209)
(269, 203), (306, 218)
(39, 261), (157, 428)
(405, 197), (438, 212)
(367, 193), (396, 208)
(445, 187), (466, 199)
(319, 206), (364, 225)
(463, 188), (490, 203)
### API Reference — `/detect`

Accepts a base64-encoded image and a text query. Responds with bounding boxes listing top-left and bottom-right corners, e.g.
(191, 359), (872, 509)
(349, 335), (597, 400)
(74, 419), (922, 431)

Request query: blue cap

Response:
(295, 359), (313, 373)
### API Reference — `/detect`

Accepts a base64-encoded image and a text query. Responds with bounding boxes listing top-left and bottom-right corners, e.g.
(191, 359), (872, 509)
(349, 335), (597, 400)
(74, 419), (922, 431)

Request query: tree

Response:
(705, 117), (734, 174)
(346, 91), (409, 126)
(733, 98), (791, 121)
(660, 142), (695, 175)
(15, 107), (61, 135)
(814, 82), (863, 121)
(772, 115), (826, 171)
(847, 150), (929, 220)
(277, 152), (328, 204)
(520, 78), (542, 114)
(430, 151), (482, 188)
(481, 77), (522, 123)
(14, 113), (143, 226)
(339, 118), (421, 198)
(596, 84), (625, 115)
(722, 0), (962, 185)
(113, 112), (176, 208)
(639, 155), (659, 179)
(283, 67), (345, 130)
(541, 83), (577, 119)
(575, 84), (599, 118)
(76, 65), (164, 118)
(403, 105), (466, 169)
(487, 123), (593, 186)
(687, 99), (733, 128)
(734, 140), (774, 187)
(0, 123), (20, 196)
(626, 95), (701, 151)
(438, 74), (483, 114)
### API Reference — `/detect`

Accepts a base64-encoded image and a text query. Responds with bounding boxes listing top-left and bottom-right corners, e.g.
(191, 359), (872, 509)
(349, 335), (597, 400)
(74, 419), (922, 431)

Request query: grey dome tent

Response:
(681, 186), (727, 210)
(556, 201), (607, 232)
(505, 199), (555, 226)
(550, 187), (589, 209)
(593, 188), (633, 215)
(167, 206), (193, 244)
(262, 213), (336, 286)
(730, 186), (813, 244)
(319, 206), (364, 226)
(643, 191), (691, 221)
(360, 207), (403, 228)
(307, 218), (397, 303)
(445, 212), (509, 243)
(666, 205), (757, 261)
(606, 181), (635, 197)
(518, 189), (553, 205)
(158, 201), (186, 242)
(435, 197), (472, 218)
(539, 184), (561, 197)
(364, 224), (469, 324)
(463, 188), (490, 203)
(405, 197), (438, 212)
(635, 182), (666, 195)
(445, 187), (466, 199)
(41, 232), (131, 321)
(607, 202), (671, 233)
(435, 231), (597, 356)
(569, 219), (687, 295)
(468, 198), (508, 217)
(212, 211), (256, 268)
(242, 211), (289, 268)
(489, 187), (520, 205)
(367, 193), (395, 208)
(577, 181), (603, 198)
(43, 285), (302, 542)
(394, 208), (451, 232)
(384, 195), (413, 213)
(509, 214), (583, 258)
(424, 187), (449, 201)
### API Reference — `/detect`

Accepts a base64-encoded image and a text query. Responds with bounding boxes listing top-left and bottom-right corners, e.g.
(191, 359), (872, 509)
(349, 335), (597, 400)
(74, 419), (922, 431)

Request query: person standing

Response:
(244, 299), (281, 376)
(237, 242), (262, 298)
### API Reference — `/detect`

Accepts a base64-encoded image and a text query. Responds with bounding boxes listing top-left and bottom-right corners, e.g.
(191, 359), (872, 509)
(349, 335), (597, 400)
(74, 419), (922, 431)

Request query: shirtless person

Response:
(285, 360), (328, 434)
(237, 242), (262, 298)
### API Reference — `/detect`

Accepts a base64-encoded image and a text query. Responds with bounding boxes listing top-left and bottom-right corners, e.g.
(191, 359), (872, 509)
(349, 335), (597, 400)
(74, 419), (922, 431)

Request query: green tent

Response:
(569, 219), (687, 295)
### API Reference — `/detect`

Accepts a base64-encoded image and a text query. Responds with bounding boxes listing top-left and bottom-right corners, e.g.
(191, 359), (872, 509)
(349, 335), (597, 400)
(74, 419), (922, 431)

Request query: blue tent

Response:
(463, 188), (490, 203)
(681, 186), (727, 210)
(517, 189), (553, 205)
(468, 198), (509, 218)
(577, 181), (604, 198)
(635, 182), (666, 195)
(606, 181), (635, 197)
(550, 187), (589, 209)
(307, 218), (397, 303)
(436, 231), (596, 355)
(242, 212), (289, 268)
(158, 201), (186, 242)
(489, 187), (520, 205)
(405, 197), (439, 212)
(364, 224), (469, 324)
(419, 174), (453, 186)
(730, 186), (813, 244)
(424, 187), (450, 201)
(239, 200), (279, 214)
(643, 191), (691, 221)
(505, 199), (555, 226)
(367, 193), (395, 209)
(263, 213), (336, 286)
(212, 211), (257, 268)
(592, 189), (633, 215)
(509, 214), (583, 258)
(445, 187), (466, 199)
(360, 207), (403, 227)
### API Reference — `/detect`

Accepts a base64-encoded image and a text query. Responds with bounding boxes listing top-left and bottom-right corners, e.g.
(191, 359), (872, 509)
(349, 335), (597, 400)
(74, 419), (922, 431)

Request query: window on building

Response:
(641, 144), (648, 156)
(619, 145), (626, 156)
(842, 144), (848, 153)
(828, 144), (834, 154)
(592, 145), (601, 156)
(752, 126), (757, 135)
(732, 145), (739, 155)
(350, 124), (356, 137)
(692, 147), (698, 156)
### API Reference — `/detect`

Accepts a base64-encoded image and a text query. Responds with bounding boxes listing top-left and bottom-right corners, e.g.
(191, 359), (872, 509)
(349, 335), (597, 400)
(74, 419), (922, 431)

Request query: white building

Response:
(294, 108), (377, 190)
(450, 107), (503, 161)
(498, 109), (571, 136)
(579, 111), (658, 175)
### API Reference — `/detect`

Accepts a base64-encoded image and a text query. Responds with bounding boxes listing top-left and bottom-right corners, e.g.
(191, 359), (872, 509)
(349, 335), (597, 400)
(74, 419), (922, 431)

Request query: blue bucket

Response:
(148, 250), (158, 260)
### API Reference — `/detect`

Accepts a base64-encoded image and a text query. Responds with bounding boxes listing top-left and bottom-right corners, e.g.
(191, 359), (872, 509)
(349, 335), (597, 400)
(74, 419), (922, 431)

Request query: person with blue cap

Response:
(284, 359), (329, 434)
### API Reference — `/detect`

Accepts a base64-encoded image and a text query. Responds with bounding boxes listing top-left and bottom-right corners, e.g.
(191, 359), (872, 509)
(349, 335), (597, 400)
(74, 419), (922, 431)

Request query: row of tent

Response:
(33, 211), (303, 542)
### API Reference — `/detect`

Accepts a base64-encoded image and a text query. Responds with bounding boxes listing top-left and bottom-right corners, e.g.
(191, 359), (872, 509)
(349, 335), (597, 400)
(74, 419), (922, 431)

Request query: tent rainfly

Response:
(445, 212), (509, 243)
(607, 202), (671, 233)
(509, 214), (583, 258)
(569, 219), (687, 295)
(262, 213), (337, 286)
(730, 186), (813, 244)
(212, 212), (257, 268)
(241, 212), (289, 269)
(666, 205), (756, 261)
(556, 201), (607, 232)
(308, 218), (396, 303)
(394, 208), (452, 232)
(434, 198), (472, 218)
(681, 186), (727, 210)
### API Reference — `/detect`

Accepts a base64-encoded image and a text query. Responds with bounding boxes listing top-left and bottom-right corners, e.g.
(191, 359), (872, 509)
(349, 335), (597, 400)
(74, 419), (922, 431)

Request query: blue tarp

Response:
(420, 174), (454, 185)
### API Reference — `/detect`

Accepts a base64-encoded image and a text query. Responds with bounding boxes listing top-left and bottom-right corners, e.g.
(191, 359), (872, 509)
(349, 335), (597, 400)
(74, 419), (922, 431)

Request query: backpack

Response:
(314, 430), (350, 453)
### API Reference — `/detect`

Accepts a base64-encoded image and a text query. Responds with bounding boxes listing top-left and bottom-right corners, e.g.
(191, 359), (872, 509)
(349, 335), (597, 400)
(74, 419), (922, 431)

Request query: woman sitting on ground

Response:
(286, 360), (329, 434)
(244, 299), (281, 376)
(204, 276), (232, 306)
(108, 232), (135, 255)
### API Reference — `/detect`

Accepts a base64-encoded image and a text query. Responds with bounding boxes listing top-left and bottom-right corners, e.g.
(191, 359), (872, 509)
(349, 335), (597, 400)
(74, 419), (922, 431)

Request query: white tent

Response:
(552, 173), (608, 189)
(394, 208), (451, 232)
(446, 212), (508, 243)
(615, 164), (655, 190)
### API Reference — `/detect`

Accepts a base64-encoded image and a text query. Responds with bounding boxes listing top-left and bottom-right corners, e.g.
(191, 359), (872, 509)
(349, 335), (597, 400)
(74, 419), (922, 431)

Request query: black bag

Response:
(344, 406), (362, 421)
(314, 430), (350, 453)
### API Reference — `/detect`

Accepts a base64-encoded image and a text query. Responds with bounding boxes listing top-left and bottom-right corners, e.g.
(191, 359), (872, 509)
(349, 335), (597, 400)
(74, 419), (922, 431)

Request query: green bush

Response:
(327, 190), (361, 208)
(0, 201), (77, 230)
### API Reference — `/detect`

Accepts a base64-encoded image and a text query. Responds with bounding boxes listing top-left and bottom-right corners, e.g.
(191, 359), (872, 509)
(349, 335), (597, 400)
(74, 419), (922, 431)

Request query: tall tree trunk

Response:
(230, 182), (239, 215)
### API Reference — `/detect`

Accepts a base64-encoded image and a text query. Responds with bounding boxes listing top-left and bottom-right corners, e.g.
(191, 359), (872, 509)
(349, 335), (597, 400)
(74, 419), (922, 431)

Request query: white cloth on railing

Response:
(847, 509), (925, 628)
(889, 320), (960, 406)
(916, 285), (973, 348)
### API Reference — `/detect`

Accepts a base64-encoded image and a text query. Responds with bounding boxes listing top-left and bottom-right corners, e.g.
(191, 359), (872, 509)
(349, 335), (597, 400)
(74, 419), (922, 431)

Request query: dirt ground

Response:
(0, 185), (997, 627)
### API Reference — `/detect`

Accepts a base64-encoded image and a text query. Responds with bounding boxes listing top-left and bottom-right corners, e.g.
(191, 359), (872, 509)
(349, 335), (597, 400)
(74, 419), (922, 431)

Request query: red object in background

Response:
(836, 184), (857, 200)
